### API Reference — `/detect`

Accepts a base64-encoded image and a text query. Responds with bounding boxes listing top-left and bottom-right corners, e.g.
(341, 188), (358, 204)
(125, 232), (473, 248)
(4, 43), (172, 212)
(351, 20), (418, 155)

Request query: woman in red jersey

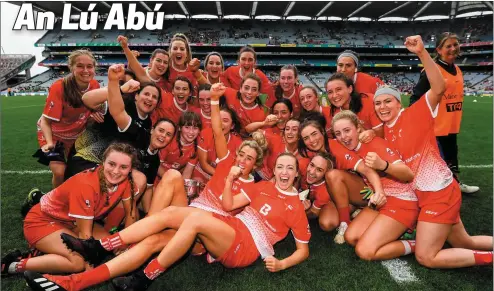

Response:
(118, 35), (170, 91)
(193, 51), (227, 85)
(298, 119), (387, 243)
(373, 35), (492, 268)
(299, 86), (332, 134)
(220, 74), (268, 137)
(332, 110), (419, 261)
(273, 65), (303, 118)
(325, 73), (384, 142)
(191, 84), (213, 128)
(3, 143), (138, 276)
(33, 49), (100, 188)
(245, 98), (293, 136)
(192, 105), (243, 184)
(167, 33), (199, 95)
(336, 50), (384, 95)
(157, 111), (202, 180)
(223, 46), (276, 108)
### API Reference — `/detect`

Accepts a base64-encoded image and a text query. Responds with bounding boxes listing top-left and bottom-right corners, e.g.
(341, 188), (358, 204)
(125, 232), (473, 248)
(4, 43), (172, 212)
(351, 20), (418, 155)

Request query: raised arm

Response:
(107, 64), (132, 131)
(210, 83), (229, 160)
(117, 35), (150, 83)
(404, 35), (446, 110)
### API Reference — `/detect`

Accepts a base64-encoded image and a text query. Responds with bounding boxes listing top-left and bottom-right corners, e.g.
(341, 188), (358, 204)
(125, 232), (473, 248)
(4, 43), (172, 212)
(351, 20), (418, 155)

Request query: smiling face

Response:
(374, 94), (402, 124)
(173, 80), (191, 106)
(135, 85), (159, 115)
(150, 121), (175, 150)
(301, 124), (325, 152)
(180, 123), (200, 144)
(326, 79), (352, 109)
(235, 145), (258, 176)
(206, 55), (222, 79)
(150, 53), (169, 77)
(279, 69), (296, 93)
(333, 118), (359, 151)
(198, 90), (211, 115)
(300, 88), (319, 111)
(239, 78), (259, 106)
(239, 51), (255, 72)
(103, 151), (132, 185)
(437, 37), (460, 64)
(284, 119), (300, 145)
(272, 102), (291, 129)
(274, 155), (298, 191)
(220, 110), (234, 135)
(336, 56), (357, 80)
(71, 55), (95, 86)
(171, 40), (188, 66)
(306, 156), (329, 185)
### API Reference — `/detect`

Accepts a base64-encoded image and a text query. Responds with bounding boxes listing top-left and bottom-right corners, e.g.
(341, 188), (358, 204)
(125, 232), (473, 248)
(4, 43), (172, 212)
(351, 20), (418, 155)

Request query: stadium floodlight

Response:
(348, 2), (372, 18)
(284, 2), (296, 17)
(216, 1), (222, 16)
(379, 2), (411, 19)
(251, 2), (258, 16)
(413, 1), (432, 19)
(178, 1), (189, 16)
(449, 1), (457, 18)
(316, 2), (334, 17)
(140, 1), (152, 12)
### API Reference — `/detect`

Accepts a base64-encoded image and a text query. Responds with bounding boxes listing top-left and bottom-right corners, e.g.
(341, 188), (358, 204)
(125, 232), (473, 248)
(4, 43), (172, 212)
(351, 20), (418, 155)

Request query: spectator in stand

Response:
(409, 32), (479, 194)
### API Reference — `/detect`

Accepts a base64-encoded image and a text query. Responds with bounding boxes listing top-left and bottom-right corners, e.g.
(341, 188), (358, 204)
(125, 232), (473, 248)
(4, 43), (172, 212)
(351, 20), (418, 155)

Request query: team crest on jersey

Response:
(386, 148), (394, 155)
(345, 154), (352, 160)
(49, 101), (55, 110)
(85, 200), (91, 208)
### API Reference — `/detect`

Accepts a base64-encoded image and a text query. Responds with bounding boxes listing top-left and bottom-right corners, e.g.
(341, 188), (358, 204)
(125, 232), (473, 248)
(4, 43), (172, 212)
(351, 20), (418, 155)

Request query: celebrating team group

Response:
(2, 31), (492, 291)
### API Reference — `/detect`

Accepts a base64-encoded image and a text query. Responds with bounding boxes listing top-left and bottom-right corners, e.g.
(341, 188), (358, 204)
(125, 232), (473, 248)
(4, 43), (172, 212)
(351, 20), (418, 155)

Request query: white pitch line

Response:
(381, 259), (418, 283)
(2, 104), (44, 110)
(461, 164), (492, 169)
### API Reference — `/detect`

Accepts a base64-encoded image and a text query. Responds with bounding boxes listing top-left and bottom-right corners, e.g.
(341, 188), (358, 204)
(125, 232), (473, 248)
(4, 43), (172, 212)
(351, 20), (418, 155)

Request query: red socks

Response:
(73, 264), (111, 290)
(100, 233), (124, 251)
(401, 240), (416, 255)
(338, 206), (351, 224)
(473, 251), (493, 266)
(143, 258), (166, 280)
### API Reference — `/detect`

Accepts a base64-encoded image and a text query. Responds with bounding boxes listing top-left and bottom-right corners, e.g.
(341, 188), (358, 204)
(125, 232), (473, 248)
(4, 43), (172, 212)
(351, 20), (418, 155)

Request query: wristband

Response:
(382, 161), (389, 172)
(210, 100), (220, 105)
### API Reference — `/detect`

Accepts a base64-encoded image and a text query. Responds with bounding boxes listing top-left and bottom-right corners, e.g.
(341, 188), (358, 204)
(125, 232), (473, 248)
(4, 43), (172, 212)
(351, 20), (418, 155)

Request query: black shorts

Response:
(64, 156), (98, 180)
(32, 141), (66, 166)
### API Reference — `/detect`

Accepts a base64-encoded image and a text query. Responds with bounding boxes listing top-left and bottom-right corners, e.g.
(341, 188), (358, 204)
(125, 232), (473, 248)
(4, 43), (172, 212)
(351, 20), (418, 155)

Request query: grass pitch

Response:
(1, 95), (492, 291)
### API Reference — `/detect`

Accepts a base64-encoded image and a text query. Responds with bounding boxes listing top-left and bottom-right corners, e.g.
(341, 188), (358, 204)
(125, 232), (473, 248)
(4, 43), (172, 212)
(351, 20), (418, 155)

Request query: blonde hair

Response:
(63, 49), (96, 107)
(331, 110), (364, 136)
(237, 139), (264, 167)
(170, 33), (192, 64)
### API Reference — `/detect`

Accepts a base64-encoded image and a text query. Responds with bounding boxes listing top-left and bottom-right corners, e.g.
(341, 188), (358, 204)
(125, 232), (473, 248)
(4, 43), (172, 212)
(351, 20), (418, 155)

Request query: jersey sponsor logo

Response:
(446, 102), (463, 112)
(85, 200), (91, 208)
(444, 93), (459, 100)
(425, 210), (438, 216)
(344, 154), (352, 160)
(405, 153), (421, 164)
(386, 148), (394, 155)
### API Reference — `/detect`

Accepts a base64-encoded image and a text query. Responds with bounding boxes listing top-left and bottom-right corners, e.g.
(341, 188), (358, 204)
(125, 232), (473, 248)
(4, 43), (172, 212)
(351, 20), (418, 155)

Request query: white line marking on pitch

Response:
(381, 259), (418, 283)
(2, 104), (44, 110)
(1, 165), (492, 175)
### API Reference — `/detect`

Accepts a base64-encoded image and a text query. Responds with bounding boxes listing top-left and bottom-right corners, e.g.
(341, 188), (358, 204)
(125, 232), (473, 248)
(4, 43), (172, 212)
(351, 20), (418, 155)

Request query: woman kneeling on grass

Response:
(373, 35), (492, 268)
(331, 110), (419, 260)
(23, 152), (310, 291)
(2, 143), (138, 276)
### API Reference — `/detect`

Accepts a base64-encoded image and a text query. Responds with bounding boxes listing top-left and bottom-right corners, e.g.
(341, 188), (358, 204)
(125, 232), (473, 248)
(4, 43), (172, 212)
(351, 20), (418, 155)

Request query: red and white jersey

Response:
(197, 128), (243, 168)
(308, 180), (331, 209)
(158, 139), (198, 174)
(201, 70), (229, 85)
(271, 84), (303, 118)
(353, 72), (384, 95)
(145, 67), (170, 92)
(329, 93), (383, 131)
(190, 151), (255, 216)
(37, 79), (100, 142)
(223, 66), (276, 108)
(191, 107), (212, 129)
(256, 130), (287, 181)
(223, 87), (267, 131)
(383, 93), (453, 192)
(166, 64), (198, 95)
(353, 137), (417, 201)
(237, 181), (311, 257)
(40, 166), (131, 221)
(318, 106), (333, 134)
(151, 91), (198, 125)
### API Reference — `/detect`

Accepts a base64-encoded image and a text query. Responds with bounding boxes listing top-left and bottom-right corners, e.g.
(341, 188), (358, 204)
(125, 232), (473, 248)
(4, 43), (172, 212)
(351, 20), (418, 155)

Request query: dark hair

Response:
(434, 32), (460, 61)
(325, 73), (363, 117)
(312, 151), (335, 172)
(149, 49), (170, 79)
(100, 142), (139, 219)
(276, 152), (299, 172)
(153, 117), (176, 134)
(172, 76), (194, 104)
(124, 69), (137, 80)
(176, 111), (202, 159)
(198, 83), (212, 93)
(220, 105), (242, 134)
(298, 118), (333, 160)
(239, 46), (257, 61)
(204, 51), (225, 72)
(170, 33), (192, 64)
(63, 49), (96, 108)
(299, 85), (320, 115)
(136, 81), (162, 107)
(237, 73), (263, 106)
(337, 50), (360, 67)
(271, 98), (293, 114)
(275, 65), (299, 100)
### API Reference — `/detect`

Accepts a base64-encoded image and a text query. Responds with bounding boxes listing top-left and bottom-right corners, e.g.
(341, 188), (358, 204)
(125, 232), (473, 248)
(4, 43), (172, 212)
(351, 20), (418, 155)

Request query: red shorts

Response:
(379, 197), (419, 230)
(210, 213), (260, 268)
(23, 204), (76, 247)
(416, 181), (462, 224)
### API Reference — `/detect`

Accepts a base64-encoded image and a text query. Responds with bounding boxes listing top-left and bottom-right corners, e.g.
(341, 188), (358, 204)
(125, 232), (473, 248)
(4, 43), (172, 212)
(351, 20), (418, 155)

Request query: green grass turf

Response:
(1, 95), (492, 291)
